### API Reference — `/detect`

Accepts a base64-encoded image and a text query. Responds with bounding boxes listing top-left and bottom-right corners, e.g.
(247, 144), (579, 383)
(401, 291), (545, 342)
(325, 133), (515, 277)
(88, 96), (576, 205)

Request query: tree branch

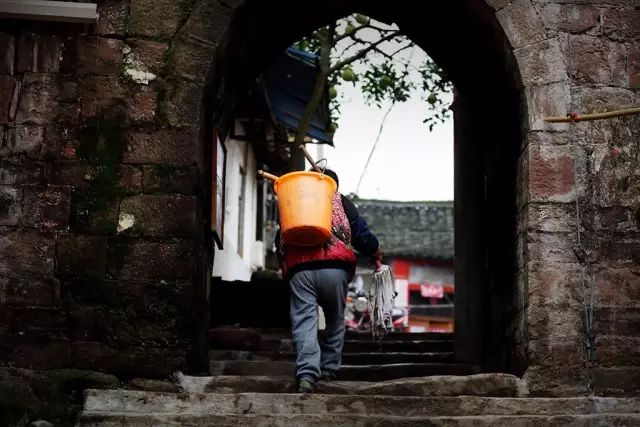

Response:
(337, 38), (363, 59)
(329, 31), (400, 73)
(333, 22), (395, 43)
(293, 24), (335, 147)
(372, 42), (412, 60)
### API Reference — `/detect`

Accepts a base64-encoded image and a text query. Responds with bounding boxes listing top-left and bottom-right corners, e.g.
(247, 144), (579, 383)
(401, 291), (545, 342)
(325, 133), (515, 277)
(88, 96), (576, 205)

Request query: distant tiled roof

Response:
(351, 198), (454, 260)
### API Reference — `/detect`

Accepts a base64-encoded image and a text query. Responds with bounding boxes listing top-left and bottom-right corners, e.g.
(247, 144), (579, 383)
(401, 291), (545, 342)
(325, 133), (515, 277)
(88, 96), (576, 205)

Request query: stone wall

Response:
(0, 3), (214, 380)
(503, 0), (640, 396)
(0, 0), (638, 406)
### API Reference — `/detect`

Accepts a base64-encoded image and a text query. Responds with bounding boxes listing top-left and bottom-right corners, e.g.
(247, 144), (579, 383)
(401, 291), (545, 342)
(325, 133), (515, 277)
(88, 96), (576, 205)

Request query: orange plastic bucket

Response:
(274, 171), (337, 246)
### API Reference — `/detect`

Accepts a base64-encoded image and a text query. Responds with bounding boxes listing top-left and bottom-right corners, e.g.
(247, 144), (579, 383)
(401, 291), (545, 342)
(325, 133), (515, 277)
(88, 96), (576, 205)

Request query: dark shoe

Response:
(320, 371), (337, 382)
(298, 378), (314, 394)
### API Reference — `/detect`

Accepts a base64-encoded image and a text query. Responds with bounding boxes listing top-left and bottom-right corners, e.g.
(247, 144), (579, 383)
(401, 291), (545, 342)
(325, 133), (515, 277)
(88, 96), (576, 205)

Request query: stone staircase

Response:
(76, 327), (640, 425)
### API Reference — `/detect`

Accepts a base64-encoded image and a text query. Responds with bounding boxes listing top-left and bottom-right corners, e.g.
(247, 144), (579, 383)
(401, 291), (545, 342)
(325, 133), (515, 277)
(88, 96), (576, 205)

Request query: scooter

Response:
(344, 286), (370, 331)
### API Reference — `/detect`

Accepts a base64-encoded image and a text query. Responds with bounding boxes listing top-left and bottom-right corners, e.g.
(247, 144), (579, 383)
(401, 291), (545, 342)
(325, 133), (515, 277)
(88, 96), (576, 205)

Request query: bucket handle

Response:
(316, 158), (328, 174)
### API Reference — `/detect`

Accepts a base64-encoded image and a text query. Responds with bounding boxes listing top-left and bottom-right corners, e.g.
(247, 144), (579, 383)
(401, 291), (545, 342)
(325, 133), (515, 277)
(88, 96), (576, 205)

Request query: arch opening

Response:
(202, 0), (528, 376)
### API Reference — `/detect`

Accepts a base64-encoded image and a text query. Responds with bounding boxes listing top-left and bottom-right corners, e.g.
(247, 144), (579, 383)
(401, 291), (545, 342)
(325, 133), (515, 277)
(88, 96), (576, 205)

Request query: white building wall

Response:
(212, 137), (264, 281)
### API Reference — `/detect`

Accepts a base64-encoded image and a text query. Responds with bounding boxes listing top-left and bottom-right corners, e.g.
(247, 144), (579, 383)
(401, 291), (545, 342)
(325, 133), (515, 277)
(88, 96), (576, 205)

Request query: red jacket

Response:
(278, 192), (357, 281)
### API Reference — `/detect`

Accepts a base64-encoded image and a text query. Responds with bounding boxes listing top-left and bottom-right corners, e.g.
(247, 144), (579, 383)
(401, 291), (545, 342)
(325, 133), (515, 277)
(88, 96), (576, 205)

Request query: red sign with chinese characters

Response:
(420, 283), (444, 299)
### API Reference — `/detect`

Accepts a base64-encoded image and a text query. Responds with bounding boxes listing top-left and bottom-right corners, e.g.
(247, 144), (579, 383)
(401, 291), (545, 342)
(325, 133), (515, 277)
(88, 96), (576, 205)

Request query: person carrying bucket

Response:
(273, 167), (382, 394)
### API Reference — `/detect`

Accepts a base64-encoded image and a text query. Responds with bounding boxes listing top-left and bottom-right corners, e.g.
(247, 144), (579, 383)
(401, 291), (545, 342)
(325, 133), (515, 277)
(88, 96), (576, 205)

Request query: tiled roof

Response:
(351, 198), (454, 260)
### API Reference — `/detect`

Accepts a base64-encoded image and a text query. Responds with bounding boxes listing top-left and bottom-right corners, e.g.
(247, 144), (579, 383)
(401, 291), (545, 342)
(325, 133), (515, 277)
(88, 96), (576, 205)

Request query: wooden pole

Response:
(298, 144), (322, 173)
(544, 107), (640, 123)
(257, 170), (279, 182)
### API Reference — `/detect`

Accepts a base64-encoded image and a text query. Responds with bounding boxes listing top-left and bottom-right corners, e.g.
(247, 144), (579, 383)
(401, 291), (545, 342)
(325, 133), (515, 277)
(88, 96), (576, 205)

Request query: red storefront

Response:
(391, 258), (454, 333)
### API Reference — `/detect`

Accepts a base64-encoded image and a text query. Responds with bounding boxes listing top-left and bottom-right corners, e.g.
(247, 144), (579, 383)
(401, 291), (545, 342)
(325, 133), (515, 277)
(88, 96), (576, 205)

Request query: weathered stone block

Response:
(71, 341), (188, 377)
(528, 145), (576, 202)
(3, 125), (43, 159)
(0, 33), (15, 74)
(527, 260), (583, 307)
(527, 302), (583, 341)
(0, 229), (55, 277)
(165, 35), (215, 82)
(496, 0), (546, 49)
(562, 34), (628, 87)
(143, 165), (197, 194)
(596, 336), (640, 366)
(72, 36), (124, 75)
(572, 86), (636, 115)
(125, 39), (168, 74)
(161, 78), (202, 126)
(71, 199), (119, 234)
(67, 307), (136, 346)
(4, 339), (71, 369)
(40, 125), (81, 160)
(183, 0), (235, 42)
(527, 231), (579, 265)
(595, 207), (637, 232)
(525, 82), (571, 131)
(37, 34), (63, 73)
(540, 4), (600, 34)
(485, 0), (510, 10)
(0, 366), (120, 426)
(0, 187), (21, 226)
(597, 237), (640, 265)
(128, 0), (192, 39)
(56, 234), (108, 278)
(65, 279), (191, 316)
(0, 159), (44, 185)
(107, 240), (193, 281)
(0, 75), (17, 125)
(127, 85), (157, 121)
(595, 307), (640, 337)
(16, 73), (79, 125)
(602, 8), (640, 41)
(80, 76), (127, 119)
(524, 364), (588, 397)
(0, 276), (60, 306)
(118, 165), (143, 193)
(45, 161), (91, 187)
(514, 38), (567, 85)
(630, 42), (640, 89)
(595, 367), (640, 396)
(123, 129), (197, 165)
(528, 336), (584, 366)
(22, 186), (72, 230)
(96, 0), (129, 37)
(15, 32), (35, 73)
(118, 194), (197, 237)
(527, 203), (577, 233)
(0, 307), (67, 337)
(596, 266), (640, 306)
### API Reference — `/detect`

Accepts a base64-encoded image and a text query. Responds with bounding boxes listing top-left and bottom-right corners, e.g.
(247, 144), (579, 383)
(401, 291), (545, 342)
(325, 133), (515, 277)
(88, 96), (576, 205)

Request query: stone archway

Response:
(189, 0), (573, 391)
(2, 0), (637, 398)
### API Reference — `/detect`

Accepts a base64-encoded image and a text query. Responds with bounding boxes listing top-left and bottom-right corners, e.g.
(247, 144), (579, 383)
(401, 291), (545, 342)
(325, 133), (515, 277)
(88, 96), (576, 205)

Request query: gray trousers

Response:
(289, 268), (349, 381)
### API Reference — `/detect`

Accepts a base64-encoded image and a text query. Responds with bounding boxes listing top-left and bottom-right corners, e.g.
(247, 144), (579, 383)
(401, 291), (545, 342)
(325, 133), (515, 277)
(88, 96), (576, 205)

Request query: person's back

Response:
(275, 168), (381, 393)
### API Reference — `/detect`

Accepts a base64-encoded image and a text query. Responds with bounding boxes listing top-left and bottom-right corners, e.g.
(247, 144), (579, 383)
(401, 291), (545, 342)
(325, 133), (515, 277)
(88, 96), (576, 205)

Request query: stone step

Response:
(209, 360), (478, 381)
(208, 328), (454, 352)
(210, 327), (454, 342)
(209, 349), (456, 365)
(342, 339), (454, 353)
(81, 390), (640, 417)
(171, 373), (527, 397)
(75, 412), (640, 427)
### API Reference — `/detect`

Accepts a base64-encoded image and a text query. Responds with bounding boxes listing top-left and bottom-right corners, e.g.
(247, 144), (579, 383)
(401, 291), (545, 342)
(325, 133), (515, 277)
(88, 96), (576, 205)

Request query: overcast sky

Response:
(307, 31), (454, 202)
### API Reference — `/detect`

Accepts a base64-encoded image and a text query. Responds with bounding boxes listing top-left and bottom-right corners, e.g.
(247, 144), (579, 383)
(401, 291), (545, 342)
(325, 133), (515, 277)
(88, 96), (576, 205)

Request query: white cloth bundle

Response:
(368, 264), (395, 338)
